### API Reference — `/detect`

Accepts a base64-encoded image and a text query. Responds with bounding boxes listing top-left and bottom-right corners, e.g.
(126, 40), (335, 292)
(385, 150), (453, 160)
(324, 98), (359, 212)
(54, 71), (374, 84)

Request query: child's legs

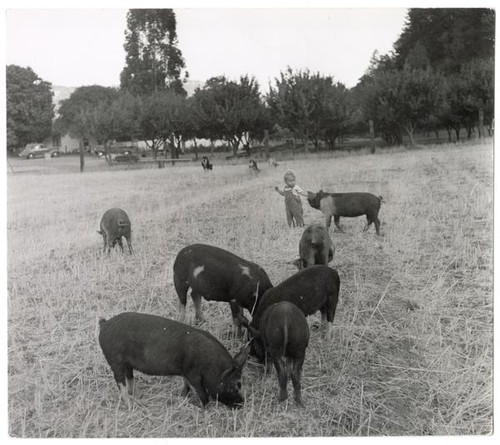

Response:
(285, 205), (294, 227)
(289, 200), (304, 227)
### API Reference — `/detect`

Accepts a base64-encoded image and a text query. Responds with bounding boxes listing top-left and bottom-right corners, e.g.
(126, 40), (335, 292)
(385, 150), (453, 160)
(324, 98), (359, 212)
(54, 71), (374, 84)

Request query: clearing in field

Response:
(7, 141), (493, 438)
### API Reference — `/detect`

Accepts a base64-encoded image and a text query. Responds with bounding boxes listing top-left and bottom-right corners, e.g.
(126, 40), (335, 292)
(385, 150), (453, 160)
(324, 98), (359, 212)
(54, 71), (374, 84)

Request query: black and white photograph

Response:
(3, 0), (495, 439)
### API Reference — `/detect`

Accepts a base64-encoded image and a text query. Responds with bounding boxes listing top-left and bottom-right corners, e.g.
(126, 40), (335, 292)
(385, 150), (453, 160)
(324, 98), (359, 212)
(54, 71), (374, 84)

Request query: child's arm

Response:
(275, 186), (285, 196)
(295, 185), (308, 197)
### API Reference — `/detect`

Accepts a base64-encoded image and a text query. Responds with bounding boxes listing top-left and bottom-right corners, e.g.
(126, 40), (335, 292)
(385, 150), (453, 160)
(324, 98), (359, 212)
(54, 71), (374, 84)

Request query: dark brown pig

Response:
(173, 244), (273, 329)
(97, 208), (134, 254)
(252, 265), (340, 341)
(98, 312), (248, 409)
(234, 300), (309, 407)
(298, 224), (335, 269)
(307, 190), (383, 235)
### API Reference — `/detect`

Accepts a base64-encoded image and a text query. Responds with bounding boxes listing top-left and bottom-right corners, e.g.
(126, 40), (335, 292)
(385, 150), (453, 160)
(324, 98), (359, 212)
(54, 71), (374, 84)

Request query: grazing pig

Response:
(307, 190), (384, 235)
(252, 265), (340, 341)
(98, 312), (248, 409)
(234, 301), (309, 406)
(268, 157), (279, 168)
(248, 159), (260, 172)
(173, 244), (273, 328)
(298, 224), (335, 269)
(97, 208), (134, 254)
(201, 156), (213, 171)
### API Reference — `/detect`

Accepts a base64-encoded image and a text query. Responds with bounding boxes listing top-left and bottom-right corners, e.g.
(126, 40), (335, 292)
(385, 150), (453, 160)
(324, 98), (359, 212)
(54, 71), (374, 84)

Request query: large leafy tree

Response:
(193, 76), (269, 156)
(6, 65), (54, 151)
(120, 9), (186, 96)
(394, 8), (495, 74)
(359, 67), (445, 147)
(268, 68), (350, 151)
(54, 85), (119, 140)
(55, 86), (138, 166)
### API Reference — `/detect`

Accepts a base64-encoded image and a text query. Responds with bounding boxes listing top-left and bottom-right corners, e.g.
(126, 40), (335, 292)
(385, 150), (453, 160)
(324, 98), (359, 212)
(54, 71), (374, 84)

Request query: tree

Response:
(193, 76), (269, 156)
(268, 68), (349, 152)
(55, 87), (138, 167)
(6, 65), (54, 151)
(359, 67), (444, 147)
(394, 9), (495, 74)
(120, 9), (187, 96)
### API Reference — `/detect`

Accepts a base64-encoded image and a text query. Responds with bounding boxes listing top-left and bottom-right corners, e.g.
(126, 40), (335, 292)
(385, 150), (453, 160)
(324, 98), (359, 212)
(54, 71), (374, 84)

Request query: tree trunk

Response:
(369, 119), (375, 154)
(478, 108), (484, 138)
(263, 129), (269, 160)
(446, 127), (452, 142)
(193, 139), (198, 160)
(79, 145), (85, 173)
(303, 138), (309, 153)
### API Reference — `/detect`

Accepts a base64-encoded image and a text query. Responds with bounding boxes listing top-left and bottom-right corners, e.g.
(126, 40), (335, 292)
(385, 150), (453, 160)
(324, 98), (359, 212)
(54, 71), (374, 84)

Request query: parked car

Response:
(18, 143), (60, 159)
(114, 153), (139, 163)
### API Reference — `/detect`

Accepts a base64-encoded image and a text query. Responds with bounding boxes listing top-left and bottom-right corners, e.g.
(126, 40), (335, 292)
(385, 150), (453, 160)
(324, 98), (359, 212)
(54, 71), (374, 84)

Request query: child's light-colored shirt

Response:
(284, 184), (305, 197)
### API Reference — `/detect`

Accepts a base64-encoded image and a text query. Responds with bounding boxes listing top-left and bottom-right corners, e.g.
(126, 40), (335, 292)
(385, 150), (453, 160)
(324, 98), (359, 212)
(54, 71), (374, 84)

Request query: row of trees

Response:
(6, 8), (495, 166)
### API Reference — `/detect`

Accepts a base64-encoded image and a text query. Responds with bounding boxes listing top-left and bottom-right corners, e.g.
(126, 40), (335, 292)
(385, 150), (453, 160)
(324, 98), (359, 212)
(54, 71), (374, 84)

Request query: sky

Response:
(5, 5), (410, 91)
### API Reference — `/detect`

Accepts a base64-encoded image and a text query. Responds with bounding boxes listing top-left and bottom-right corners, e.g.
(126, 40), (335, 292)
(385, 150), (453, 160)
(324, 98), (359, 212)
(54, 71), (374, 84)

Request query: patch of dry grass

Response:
(7, 141), (493, 437)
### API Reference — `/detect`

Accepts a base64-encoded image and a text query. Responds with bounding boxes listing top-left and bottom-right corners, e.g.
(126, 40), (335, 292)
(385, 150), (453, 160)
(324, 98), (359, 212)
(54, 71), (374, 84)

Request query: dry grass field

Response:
(7, 141), (493, 438)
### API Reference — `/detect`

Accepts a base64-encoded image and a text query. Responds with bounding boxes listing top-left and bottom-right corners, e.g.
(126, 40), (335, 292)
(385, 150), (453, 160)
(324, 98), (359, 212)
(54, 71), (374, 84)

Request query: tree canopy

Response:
(120, 9), (186, 96)
(6, 65), (54, 150)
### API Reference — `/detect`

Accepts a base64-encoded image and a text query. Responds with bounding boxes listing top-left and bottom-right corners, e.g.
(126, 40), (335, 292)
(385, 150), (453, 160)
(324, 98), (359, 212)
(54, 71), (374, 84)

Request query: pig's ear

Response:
(291, 258), (301, 270)
(233, 343), (250, 369)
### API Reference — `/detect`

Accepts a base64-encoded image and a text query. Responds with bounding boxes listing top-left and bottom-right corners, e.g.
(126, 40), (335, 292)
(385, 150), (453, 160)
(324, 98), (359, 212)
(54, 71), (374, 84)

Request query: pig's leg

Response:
(363, 215), (373, 232)
(117, 237), (124, 252)
(291, 356), (305, 407)
(229, 302), (243, 336)
(333, 215), (343, 232)
(325, 214), (332, 229)
(112, 367), (132, 409)
(101, 232), (107, 253)
(373, 216), (381, 235)
(124, 364), (134, 395)
(186, 373), (209, 407)
(321, 302), (336, 341)
(181, 378), (191, 397)
(191, 292), (205, 323)
(126, 235), (134, 254)
(174, 275), (189, 322)
(274, 358), (289, 402)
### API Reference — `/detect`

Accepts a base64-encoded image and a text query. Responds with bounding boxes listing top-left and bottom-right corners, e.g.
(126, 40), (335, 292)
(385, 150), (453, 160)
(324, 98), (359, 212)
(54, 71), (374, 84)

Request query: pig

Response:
(307, 190), (384, 235)
(298, 224), (335, 269)
(173, 244), (273, 329)
(233, 300), (309, 407)
(201, 156), (213, 171)
(97, 208), (134, 254)
(268, 157), (279, 168)
(98, 312), (248, 409)
(248, 159), (260, 172)
(252, 265), (340, 341)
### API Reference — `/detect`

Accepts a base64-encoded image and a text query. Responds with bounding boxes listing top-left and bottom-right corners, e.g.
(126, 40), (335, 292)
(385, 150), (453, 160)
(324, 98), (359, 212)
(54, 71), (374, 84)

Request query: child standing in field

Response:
(275, 170), (308, 227)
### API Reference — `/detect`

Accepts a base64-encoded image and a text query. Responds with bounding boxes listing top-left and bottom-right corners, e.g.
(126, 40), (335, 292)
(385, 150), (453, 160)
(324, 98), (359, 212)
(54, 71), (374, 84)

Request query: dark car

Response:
(18, 143), (60, 159)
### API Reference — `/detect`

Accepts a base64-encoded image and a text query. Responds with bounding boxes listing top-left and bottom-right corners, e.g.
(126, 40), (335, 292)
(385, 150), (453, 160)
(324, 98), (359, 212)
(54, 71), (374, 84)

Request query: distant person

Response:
(275, 170), (307, 227)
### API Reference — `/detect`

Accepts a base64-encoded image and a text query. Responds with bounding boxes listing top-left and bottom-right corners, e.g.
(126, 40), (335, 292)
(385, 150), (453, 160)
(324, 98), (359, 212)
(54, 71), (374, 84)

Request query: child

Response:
(275, 170), (308, 227)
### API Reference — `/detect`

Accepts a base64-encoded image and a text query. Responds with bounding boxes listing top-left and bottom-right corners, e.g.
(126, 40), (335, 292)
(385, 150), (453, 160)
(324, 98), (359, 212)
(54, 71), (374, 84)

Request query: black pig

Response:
(298, 224), (335, 269)
(173, 244), (273, 329)
(98, 312), (248, 409)
(97, 208), (134, 254)
(201, 156), (213, 171)
(307, 190), (383, 235)
(234, 300), (309, 406)
(252, 265), (340, 341)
